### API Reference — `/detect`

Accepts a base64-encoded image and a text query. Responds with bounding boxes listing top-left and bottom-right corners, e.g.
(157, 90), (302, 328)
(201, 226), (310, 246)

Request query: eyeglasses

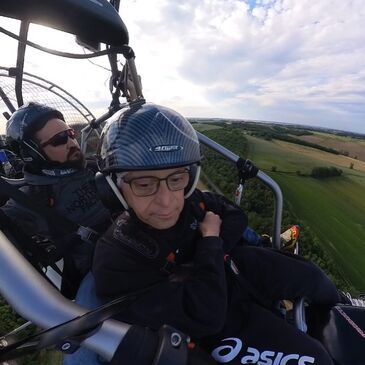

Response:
(122, 170), (190, 197)
(40, 129), (75, 148)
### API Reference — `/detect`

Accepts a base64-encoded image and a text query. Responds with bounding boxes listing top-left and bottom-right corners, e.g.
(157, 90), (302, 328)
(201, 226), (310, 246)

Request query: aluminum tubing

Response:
(0, 230), (129, 360)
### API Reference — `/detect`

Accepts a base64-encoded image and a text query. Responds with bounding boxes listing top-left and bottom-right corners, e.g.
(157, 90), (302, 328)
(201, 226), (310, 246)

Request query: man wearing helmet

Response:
(92, 102), (341, 364)
(1, 102), (112, 296)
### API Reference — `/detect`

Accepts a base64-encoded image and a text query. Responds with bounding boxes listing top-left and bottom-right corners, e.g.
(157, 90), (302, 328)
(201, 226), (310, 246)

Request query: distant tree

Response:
(271, 166), (277, 172)
(311, 166), (343, 178)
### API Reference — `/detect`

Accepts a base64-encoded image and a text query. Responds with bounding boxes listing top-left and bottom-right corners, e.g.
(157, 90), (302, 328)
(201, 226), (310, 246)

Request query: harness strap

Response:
(193, 200), (273, 309)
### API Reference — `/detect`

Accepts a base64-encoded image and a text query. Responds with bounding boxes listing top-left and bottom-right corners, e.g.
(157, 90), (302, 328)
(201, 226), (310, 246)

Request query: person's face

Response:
(120, 167), (187, 230)
(35, 118), (82, 164)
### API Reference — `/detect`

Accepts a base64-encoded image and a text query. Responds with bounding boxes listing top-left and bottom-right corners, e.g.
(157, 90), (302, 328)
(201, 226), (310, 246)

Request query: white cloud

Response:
(1, 0), (365, 133)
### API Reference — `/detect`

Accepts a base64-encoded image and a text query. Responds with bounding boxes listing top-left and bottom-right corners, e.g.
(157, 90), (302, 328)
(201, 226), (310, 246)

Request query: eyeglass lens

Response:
(127, 171), (190, 196)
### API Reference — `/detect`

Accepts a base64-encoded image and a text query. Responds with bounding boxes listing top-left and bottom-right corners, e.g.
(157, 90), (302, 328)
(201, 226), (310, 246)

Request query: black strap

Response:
(190, 201), (273, 309)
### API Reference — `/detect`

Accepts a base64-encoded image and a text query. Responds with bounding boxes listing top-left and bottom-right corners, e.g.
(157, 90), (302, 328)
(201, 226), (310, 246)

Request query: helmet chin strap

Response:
(105, 175), (129, 210)
(185, 165), (201, 198)
(22, 140), (47, 161)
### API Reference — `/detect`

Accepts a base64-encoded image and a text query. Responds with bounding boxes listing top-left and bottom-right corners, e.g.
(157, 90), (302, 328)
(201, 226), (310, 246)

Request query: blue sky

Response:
(1, 0), (365, 134)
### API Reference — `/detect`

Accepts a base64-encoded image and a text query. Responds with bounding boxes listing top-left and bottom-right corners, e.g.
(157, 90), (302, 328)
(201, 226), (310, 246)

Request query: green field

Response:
(245, 135), (365, 292)
(193, 123), (223, 132)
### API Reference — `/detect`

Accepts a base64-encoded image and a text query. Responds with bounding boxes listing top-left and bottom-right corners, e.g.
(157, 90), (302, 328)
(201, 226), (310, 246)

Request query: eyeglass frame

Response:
(118, 169), (191, 197)
(39, 128), (76, 148)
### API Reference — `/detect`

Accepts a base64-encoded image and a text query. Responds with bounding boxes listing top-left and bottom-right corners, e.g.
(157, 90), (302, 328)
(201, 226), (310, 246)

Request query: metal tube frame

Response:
(0, 86), (16, 113)
(0, 231), (129, 361)
(197, 131), (283, 248)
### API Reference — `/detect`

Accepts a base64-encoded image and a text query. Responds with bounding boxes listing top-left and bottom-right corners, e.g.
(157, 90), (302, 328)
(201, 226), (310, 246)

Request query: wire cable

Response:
(0, 26), (126, 59)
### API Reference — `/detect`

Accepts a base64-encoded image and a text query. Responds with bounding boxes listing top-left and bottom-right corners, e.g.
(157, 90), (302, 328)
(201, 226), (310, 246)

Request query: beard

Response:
(61, 147), (85, 169)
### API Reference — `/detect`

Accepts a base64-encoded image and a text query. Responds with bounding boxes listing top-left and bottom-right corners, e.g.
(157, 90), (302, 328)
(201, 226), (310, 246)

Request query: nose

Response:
(67, 135), (80, 148)
(154, 180), (173, 207)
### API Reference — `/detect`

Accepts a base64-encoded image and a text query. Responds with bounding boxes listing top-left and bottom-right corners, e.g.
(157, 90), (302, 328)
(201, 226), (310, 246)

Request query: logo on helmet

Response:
(150, 145), (183, 152)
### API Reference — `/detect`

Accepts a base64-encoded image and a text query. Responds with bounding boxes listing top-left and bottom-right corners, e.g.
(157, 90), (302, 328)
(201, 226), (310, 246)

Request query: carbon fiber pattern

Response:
(99, 103), (201, 172)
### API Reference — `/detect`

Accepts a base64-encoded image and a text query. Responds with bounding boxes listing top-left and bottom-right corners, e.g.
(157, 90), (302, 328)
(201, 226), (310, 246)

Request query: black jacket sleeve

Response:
(191, 190), (248, 252)
(93, 233), (227, 339)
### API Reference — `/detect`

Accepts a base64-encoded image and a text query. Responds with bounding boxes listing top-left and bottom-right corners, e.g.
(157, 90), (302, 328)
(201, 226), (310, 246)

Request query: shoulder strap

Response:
(107, 215), (177, 275)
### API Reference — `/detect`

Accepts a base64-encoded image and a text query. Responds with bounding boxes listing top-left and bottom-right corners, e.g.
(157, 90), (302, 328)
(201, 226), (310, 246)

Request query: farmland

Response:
(194, 123), (365, 292)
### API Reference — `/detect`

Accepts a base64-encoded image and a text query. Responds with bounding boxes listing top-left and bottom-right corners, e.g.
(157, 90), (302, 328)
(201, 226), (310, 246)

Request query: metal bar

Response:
(0, 86), (16, 113)
(15, 21), (29, 107)
(257, 170), (282, 248)
(80, 124), (99, 155)
(0, 231), (129, 360)
(126, 58), (143, 99)
(197, 131), (283, 248)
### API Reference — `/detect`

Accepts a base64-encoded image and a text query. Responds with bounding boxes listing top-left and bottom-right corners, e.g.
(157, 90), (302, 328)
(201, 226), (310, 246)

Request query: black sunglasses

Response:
(40, 129), (75, 148)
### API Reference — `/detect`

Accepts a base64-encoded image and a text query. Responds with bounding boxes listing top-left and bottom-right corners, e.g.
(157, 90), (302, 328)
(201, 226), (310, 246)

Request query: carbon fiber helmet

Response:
(6, 102), (64, 166)
(97, 102), (202, 208)
(99, 102), (201, 172)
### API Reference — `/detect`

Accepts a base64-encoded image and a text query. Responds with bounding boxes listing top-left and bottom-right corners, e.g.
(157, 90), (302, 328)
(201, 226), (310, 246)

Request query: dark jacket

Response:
(1, 168), (111, 237)
(93, 189), (341, 342)
(93, 190), (248, 338)
(1, 167), (112, 281)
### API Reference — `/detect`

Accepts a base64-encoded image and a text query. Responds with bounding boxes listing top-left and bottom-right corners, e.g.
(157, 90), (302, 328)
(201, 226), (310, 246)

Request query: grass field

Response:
(245, 135), (365, 292)
(296, 131), (365, 162)
(193, 123), (223, 132)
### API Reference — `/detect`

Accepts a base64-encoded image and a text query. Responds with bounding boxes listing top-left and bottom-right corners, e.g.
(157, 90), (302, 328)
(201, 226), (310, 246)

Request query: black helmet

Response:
(6, 102), (64, 166)
(99, 102), (201, 173)
(96, 102), (201, 208)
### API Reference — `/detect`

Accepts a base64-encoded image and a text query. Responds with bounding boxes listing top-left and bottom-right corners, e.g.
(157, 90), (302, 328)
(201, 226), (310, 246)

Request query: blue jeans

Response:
(63, 272), (105, 365)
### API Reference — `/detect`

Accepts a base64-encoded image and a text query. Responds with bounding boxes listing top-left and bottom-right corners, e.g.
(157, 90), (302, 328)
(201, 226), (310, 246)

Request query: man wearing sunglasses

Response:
(1, 102), (112, 297)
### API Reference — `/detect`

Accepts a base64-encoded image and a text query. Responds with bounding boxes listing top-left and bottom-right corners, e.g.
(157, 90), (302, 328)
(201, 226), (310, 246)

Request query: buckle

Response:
(77, 226), (99, 244)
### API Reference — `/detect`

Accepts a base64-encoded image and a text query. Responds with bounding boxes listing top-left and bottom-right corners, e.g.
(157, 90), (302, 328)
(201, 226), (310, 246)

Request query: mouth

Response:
(68, 149), (81, 159)
(155, 212), (175, 219)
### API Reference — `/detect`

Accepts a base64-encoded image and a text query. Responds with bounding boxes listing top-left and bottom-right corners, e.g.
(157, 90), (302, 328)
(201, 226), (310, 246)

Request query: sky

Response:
(1, 0), (365, 134)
